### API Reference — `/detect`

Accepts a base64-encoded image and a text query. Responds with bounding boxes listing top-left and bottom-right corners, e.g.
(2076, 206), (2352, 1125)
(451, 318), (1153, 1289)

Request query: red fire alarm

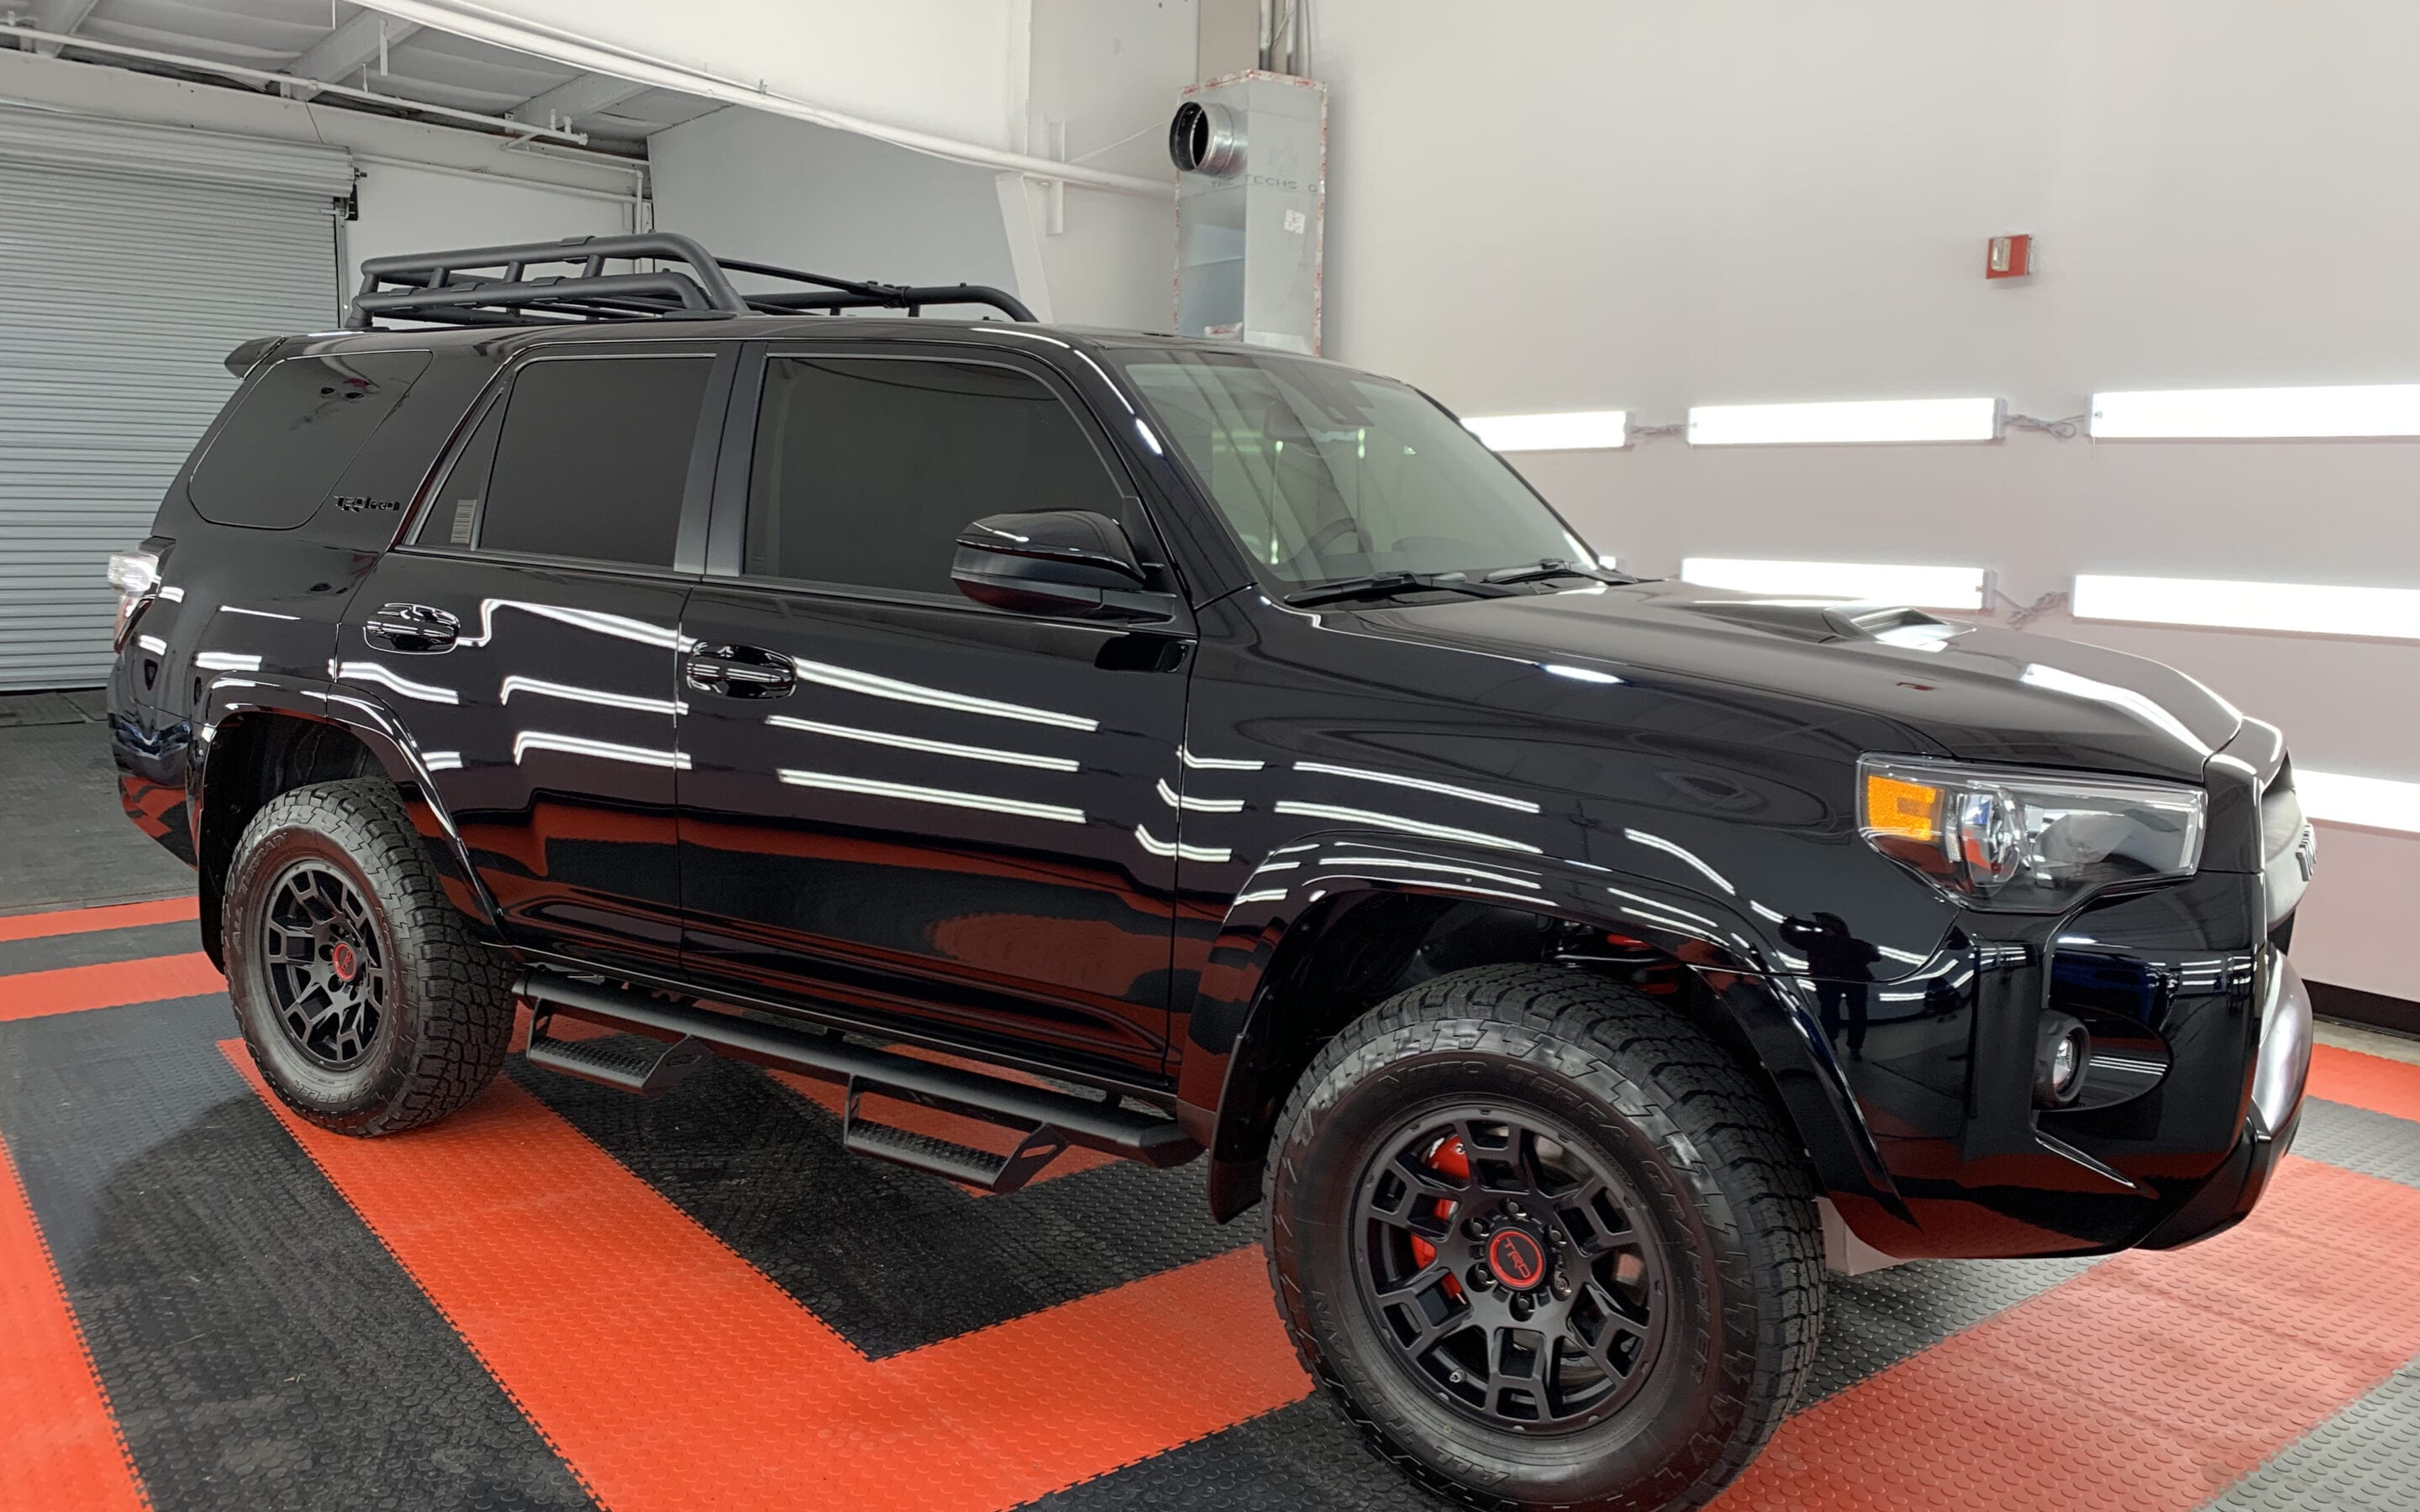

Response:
(1986, 234), (2033, 279)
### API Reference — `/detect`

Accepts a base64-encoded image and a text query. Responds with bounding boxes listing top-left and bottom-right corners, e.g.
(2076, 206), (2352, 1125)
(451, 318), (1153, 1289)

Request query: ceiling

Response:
(18, 0), (722, 155)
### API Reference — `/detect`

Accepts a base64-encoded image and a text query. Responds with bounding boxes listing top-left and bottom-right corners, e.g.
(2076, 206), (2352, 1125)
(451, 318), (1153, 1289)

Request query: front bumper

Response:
(2142, 953), (2313, 1249)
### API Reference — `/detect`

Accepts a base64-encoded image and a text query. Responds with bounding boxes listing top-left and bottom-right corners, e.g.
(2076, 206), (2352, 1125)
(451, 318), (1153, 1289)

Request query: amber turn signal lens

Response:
(1864, 773), (1942, 843)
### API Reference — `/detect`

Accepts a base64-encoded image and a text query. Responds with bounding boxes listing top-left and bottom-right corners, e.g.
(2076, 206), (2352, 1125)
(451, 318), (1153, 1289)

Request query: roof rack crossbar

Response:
(344, 234), (1037, 329)
(351, 272), (728, 327)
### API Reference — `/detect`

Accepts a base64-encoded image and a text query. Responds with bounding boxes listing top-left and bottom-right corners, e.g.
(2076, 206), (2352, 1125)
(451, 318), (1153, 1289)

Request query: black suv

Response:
(108, 234), (2316, 1511)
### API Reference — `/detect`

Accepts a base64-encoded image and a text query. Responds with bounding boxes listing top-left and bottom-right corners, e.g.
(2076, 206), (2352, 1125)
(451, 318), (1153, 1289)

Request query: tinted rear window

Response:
(471, 356), (710, 570)
(190, 352), (431, 529)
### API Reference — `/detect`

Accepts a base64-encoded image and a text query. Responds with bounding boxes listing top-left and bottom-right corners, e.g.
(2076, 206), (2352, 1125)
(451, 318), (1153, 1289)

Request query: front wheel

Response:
(1264, 965), (1823, 1511)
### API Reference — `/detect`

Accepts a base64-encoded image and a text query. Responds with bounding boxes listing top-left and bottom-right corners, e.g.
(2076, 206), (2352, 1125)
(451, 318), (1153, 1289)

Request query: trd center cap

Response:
(1485, 1226), (1550, 1291)
(330, 941), (360, 982)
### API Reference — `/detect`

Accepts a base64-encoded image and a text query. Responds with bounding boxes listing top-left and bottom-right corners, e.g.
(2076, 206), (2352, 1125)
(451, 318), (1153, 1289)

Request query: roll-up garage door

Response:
(0, 107), (350, 690)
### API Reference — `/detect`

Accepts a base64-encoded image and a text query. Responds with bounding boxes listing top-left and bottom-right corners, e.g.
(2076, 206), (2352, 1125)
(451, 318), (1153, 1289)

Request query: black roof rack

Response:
(344, 232), (1036, 330)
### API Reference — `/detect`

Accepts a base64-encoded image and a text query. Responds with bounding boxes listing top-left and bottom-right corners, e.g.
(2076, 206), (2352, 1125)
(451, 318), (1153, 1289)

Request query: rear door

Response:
(673, 343), (1194, 1076)
(344, 342), (730, 979)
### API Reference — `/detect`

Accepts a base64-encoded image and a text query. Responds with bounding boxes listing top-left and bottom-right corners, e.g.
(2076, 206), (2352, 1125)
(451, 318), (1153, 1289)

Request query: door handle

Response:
(363, 602), (460, 654)
(684, 645), (796, 698)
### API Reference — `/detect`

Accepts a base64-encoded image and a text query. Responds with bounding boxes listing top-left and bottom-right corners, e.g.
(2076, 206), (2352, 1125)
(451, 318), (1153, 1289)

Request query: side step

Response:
(514, 970), (1197, 1193)
(523, 1017), (710, 1097)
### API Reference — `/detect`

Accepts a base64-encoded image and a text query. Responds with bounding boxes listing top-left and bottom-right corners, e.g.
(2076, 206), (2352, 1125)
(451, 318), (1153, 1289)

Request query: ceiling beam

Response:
(28, 0), (100, 57)
(511, 72), (650, 129)
(288, 11), (424, 97)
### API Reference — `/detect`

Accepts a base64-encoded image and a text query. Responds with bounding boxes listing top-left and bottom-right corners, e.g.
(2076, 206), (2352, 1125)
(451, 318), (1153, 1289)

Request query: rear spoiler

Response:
(224, 334), (290, 377)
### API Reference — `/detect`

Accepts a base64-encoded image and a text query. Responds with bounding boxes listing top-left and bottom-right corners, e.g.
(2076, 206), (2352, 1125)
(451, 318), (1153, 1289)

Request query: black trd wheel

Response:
(223, 779), (515, 1136)
(1265, 965), (1823, 1512)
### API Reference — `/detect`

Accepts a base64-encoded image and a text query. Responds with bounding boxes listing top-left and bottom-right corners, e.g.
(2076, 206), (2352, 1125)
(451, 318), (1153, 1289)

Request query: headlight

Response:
(1858, 754), (2207, 912)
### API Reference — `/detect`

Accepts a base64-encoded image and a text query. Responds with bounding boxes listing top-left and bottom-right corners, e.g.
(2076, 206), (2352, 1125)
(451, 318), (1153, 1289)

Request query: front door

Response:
(675, 345), (1192, 1076)
(344, 344), (728, 979)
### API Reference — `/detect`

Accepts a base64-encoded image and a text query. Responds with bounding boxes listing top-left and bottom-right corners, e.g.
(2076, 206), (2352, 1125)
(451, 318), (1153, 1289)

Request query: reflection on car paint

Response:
(774, 768), (1085, 824)
(1156, 778), (1244, 813)
(788, 656), (1098, 732)
(2020, 662), (2213, 756)
(1292, 760), (1541, 813)
(513, 731), (692, 769)
(1180, 745), (1265, 770)
(136, 634), (167, 654)
(499, 675), (684, 716)
(1540, 663), (1623, 684)
(460, 598), (689, 651)
(1269, 799), (1544, 854)
(192, 651), (262, 671)
(218, 604), (298, 621)
(1318, 854), (1544, 890)
(155, 584), (185, 602)
(763, 714), (1080, 772)
(338, 661), (461, 705)
(423, 751), (464, 772)
(1135, 824), (1231, 863)
(1623, 827), (1738, 894)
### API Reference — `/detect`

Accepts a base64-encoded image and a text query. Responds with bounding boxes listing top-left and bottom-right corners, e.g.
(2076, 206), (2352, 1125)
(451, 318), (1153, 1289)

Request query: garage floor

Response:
(6, 696), (2420, 1512)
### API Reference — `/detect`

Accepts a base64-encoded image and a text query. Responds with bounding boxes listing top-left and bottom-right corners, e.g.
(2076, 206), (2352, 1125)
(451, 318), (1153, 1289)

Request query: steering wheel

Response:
(1294, 516), (1370, 564)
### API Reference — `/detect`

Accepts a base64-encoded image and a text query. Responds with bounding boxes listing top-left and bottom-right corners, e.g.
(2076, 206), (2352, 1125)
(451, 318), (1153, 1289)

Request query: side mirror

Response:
(951, 511), (1176, 620)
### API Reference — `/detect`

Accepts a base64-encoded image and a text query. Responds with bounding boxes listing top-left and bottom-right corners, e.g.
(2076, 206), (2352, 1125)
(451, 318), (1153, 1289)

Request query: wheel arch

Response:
(192, 677), (499, 965)
(1175, 833), (1902, 1224)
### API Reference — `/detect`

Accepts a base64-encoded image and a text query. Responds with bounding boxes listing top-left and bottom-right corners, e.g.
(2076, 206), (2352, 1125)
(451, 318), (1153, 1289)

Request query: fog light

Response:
(2034, 1011), (2091, 1108)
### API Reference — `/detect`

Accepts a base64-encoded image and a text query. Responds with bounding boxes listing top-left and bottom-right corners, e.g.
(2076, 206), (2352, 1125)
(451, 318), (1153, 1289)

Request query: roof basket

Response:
(344, 232), (1035, 330)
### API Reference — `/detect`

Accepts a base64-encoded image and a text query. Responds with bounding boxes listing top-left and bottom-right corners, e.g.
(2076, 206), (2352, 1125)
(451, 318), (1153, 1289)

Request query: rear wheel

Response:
(223, 778), (515, 1135)
(1264, 964), (1823, 1511)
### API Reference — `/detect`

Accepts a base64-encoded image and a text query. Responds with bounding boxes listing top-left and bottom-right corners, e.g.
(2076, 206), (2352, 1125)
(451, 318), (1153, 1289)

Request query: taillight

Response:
(108, 549), (160, 652)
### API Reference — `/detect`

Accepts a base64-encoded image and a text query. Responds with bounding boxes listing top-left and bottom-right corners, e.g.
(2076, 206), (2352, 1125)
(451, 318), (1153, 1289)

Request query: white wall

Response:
(366, 0), (1020, 148)
(0, 43), (649, 315)
(1305, 0), (2420, 996)
(647, 0), (1192, 332)
(649, 107), (1019, 300)
(345, 160), (634, 308)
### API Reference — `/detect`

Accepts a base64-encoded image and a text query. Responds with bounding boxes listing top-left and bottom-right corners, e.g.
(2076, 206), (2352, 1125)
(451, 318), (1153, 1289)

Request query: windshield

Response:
(1115, 349), (1594, 587)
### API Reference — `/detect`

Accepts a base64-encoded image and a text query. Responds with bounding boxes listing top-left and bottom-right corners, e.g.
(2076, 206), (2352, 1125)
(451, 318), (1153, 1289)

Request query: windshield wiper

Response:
(1482, 558), (1634, 586)
(1283, 571), (1512, 608)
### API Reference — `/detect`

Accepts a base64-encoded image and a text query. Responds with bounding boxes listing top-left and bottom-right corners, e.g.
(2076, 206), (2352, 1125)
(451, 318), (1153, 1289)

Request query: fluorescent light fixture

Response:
(1462, 411), (1629, 452)
(2090, 384), (2420, 438)
(2296, 770), (2420, 834)
(1687, 397), (2002, 446)
(1681, 557), (1990, 609)
(2072, 574), (2420, 640)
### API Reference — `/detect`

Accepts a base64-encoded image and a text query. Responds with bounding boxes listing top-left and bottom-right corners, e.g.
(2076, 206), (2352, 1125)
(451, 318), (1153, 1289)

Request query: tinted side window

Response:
(191, 352), (431, 528)
(473, 356), (710, 569)
(745, 356), (1133, 595)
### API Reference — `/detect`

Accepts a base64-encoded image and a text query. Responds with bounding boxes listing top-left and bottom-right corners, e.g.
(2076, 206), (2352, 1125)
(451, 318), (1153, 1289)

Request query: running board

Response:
(513, 970), (1198, 1189)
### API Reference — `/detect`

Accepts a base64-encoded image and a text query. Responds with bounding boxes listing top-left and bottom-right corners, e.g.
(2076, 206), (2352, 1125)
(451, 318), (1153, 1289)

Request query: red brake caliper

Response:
(1408, 1136), (1470, 1299)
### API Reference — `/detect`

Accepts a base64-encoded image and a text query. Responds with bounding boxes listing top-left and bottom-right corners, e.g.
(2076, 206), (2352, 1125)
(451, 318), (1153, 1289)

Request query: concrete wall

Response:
(1302, 0), (2420, 997)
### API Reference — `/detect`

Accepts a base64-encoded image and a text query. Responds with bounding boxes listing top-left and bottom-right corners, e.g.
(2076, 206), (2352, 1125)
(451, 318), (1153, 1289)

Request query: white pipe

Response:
(0, 21), (588, 144)
(351, 0), (1169, 198)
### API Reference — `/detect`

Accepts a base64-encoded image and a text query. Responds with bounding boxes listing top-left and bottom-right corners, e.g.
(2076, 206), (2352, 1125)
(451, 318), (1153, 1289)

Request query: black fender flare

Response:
(1172, 829), (1905, 1223)
(192, 673), (502, 940)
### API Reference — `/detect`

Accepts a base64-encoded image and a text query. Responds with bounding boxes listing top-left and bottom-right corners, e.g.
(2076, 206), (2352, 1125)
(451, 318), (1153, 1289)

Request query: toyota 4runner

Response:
(107, 234), (2317, 1511)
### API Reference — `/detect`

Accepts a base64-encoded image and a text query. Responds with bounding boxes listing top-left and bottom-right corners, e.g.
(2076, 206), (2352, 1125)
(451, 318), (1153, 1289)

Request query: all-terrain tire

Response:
(1263, 963), (1824, 1511)
(223, 777), (515, 1136)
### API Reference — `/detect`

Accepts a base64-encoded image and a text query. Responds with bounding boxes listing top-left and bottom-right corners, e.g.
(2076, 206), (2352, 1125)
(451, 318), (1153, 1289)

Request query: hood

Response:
(1348, 580), (2239, 784)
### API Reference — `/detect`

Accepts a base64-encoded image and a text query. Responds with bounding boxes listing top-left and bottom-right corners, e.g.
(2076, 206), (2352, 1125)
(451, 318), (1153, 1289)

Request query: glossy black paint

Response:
(109, 313), (2306, 1262)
